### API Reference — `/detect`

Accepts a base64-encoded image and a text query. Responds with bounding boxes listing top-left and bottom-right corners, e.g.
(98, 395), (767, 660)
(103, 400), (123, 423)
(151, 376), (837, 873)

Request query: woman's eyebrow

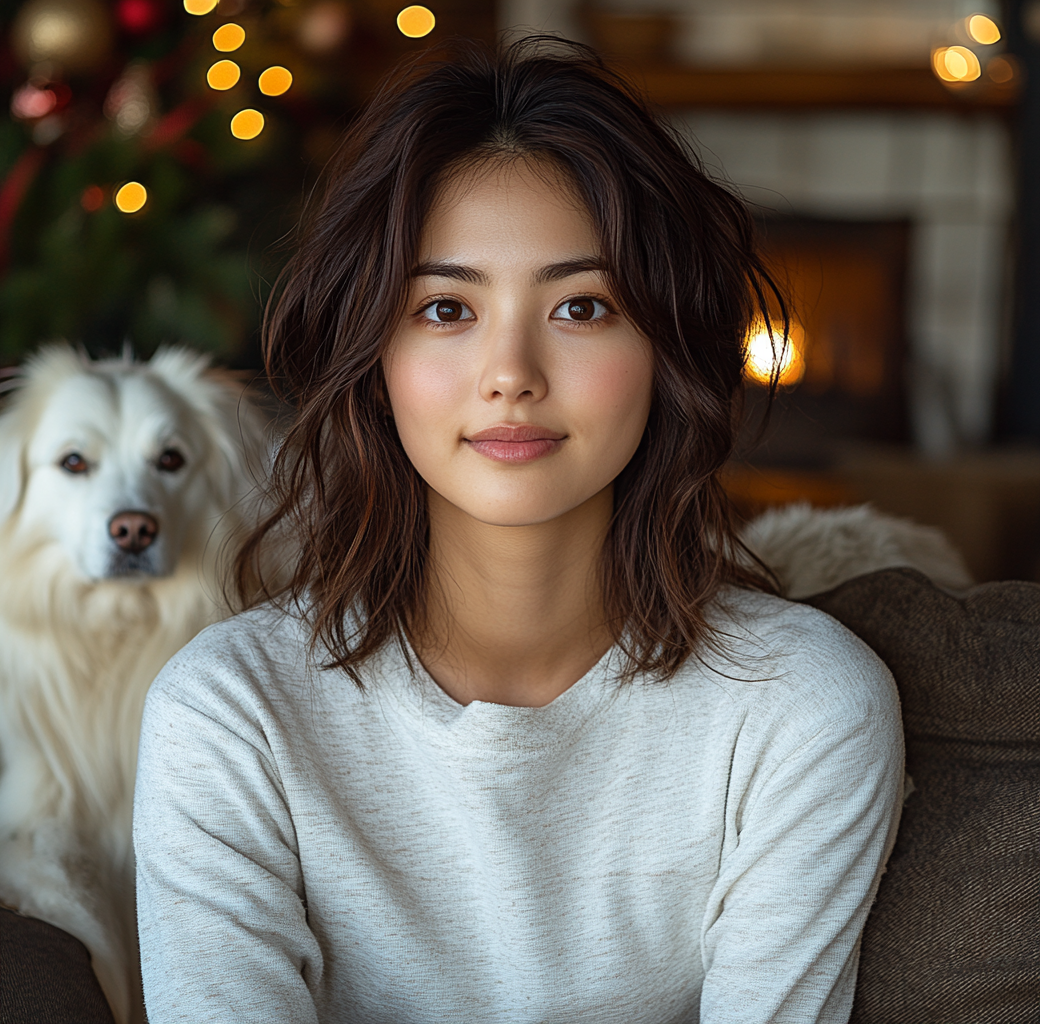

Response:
(411, 261), (487, 284)
(535, 257), (607, 284)
(410, 257), (607, 287)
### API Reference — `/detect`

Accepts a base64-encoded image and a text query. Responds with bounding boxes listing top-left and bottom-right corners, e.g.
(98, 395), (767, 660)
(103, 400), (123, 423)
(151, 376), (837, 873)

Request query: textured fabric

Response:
(0, 906), (116, 1024)
(134, 589), (903, 1024)
(805, 569), (1040, 1024)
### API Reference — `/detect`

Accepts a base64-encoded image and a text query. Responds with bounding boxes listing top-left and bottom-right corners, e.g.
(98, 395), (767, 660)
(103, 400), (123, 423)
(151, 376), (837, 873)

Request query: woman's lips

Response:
(465, 425), (566, 463)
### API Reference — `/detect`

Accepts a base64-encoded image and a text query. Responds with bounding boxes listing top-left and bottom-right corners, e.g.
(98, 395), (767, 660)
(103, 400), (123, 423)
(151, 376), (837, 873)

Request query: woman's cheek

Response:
(386, 348), (466, 452)
(566, 344), (653, 435)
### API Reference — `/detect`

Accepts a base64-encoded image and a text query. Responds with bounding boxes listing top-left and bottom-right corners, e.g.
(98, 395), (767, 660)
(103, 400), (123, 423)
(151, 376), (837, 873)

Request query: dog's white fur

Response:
(0, 345), (268, 1024)
(741, 502), (974, 599)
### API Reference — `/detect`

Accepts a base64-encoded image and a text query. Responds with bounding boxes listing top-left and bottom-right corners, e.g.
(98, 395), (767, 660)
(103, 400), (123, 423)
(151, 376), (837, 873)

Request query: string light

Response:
(258, 66), (292, 96)
(932, 45), (982, 83)
(967, 14), (1001, 45)
(230, 108), (264, 139)
(114, 181), (147, 213)
(207, 59), (240, 90)
(212, 23), (245, 52)
(185, 3), (285, 143)
(397, 5), (435, 38)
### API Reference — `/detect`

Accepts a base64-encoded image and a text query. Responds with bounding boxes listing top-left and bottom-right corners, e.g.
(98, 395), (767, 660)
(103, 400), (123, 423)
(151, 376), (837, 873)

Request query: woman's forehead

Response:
(419, 157), (600, 266)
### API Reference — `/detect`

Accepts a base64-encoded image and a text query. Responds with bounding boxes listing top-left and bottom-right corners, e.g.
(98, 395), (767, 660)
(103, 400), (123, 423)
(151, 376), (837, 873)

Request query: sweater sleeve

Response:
(698, 696), (904, 1024)
(133, 672), (323, 1024)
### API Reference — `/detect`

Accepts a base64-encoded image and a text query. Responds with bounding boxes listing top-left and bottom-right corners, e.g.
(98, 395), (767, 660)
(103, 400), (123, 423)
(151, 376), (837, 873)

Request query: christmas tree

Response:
(0, 0), (492, 365)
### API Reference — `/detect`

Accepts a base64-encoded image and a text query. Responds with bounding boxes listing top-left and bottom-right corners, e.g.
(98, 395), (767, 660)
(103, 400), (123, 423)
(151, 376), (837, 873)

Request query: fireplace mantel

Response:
(633, 66), (1018, 112)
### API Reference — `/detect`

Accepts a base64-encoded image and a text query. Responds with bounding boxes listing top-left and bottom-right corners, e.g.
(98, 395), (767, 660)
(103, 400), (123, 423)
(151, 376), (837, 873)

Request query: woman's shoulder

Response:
(692, 586), (902, 734)
(145, 602), (316, 714)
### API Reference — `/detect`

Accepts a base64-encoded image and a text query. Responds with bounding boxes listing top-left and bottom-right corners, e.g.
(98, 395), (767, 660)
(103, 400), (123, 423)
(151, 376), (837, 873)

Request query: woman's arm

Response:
(699, 701), (904, 1024)
(133, 679), (323, 1024)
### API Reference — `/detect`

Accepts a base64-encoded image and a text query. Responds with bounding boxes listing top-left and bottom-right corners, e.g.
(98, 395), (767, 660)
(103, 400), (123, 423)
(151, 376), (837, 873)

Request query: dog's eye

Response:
(60, 453), (89, 475)
(157, 448), (185, 473)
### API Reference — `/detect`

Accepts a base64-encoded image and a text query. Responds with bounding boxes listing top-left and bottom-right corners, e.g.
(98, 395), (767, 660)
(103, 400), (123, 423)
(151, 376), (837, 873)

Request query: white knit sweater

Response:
(133, 589), (903, 1023)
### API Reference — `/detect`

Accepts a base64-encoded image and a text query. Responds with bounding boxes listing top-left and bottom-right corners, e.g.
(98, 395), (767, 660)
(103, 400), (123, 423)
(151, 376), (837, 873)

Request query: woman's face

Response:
(383, 159), (653, 529)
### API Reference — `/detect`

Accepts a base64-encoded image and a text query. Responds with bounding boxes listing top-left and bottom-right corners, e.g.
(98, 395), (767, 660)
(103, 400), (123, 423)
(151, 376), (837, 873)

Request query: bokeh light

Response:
(298, 1), (351, 53)
(10, 83), (56, 120)
(230, 108), (264, 139)
(397, 5), (435, 38)
(932, 45), (982, 83)
(988, 55), (1015, 84)
(183, 0), (218, 15)
(207, 59), (240, 90)
(967, 14), (1001, 45)
(744, 320), (805, 387)
(81, 185), (104, 212)
(212, 23), (245, 52)
(114, 181), (147, 213)
(259, 66), (292, 96)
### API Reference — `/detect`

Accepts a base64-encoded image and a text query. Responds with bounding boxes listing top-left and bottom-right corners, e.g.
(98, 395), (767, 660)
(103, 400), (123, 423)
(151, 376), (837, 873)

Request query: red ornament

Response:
(115, 0), (164, 36)
(81, 186), (105, 212)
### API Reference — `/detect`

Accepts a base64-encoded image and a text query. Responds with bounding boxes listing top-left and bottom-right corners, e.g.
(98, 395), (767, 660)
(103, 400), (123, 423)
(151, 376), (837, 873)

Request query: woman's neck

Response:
(414, 486), (615, 708)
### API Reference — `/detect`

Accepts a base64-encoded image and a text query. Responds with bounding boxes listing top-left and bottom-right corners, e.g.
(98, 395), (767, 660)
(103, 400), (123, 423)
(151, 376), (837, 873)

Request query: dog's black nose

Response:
(108, 512), (159, 554)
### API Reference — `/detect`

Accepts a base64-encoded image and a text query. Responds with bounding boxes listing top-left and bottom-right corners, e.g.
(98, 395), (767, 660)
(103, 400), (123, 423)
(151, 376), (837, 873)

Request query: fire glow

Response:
(744, 320), (806, 388)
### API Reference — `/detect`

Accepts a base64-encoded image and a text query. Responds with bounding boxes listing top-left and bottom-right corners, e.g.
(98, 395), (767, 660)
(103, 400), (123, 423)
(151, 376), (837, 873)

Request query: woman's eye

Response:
(421, 299), (474, 324)
(552, 297), (610, 323)
(157, 448), (185, 473)
(60, 452), (89, 474)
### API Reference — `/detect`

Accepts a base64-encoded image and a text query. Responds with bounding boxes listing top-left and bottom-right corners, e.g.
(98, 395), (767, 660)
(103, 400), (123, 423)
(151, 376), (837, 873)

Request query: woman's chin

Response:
(427, 482), (613, 532)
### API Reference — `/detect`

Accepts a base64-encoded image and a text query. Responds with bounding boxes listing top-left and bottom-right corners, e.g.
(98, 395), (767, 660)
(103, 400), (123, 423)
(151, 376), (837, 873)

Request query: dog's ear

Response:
(151, 350), (272, 503)
(0, 408), (27, 523)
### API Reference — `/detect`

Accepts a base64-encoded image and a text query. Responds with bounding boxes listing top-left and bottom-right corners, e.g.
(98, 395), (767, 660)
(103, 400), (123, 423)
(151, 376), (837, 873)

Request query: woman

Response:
(133, 38), (903, 1024)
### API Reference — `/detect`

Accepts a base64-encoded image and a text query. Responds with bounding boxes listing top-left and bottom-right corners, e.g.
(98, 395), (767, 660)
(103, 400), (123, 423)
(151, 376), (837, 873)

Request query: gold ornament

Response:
(11, 0), (113, 75)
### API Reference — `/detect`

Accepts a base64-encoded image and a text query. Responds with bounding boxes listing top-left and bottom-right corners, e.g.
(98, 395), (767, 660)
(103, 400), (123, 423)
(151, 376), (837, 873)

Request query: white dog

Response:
(0, 345), (269, 1024)
(741, 501), (974, 599)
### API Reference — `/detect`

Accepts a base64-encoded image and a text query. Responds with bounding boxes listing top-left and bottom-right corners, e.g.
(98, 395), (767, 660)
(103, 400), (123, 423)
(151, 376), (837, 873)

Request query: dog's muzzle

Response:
(106, 511), (162, 577)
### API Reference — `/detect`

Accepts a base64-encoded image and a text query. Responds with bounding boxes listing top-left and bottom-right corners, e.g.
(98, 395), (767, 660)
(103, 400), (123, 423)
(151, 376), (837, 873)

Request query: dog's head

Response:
(0, 345), (269, 583)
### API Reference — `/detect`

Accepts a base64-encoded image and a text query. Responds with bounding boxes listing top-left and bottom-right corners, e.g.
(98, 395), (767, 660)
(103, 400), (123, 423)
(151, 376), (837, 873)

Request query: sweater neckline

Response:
(370, 639), (623, 756)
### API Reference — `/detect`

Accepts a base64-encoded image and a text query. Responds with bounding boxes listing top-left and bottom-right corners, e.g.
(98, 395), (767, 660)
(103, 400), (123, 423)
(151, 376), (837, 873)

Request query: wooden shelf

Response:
(629, 66), (1020, 111)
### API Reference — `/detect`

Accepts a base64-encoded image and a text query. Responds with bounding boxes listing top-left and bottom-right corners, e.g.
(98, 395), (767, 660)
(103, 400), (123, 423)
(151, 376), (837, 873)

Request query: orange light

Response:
(967, 14), (1000, 45)
(258, 66), (292, 96)
(207, 59), (240, 90)
(114, 182), (147, 213)
(212, 23), (245, 52)
(397, 5), (435, 38)
(744, 320), (805, 387)
(184, 0), (218, 14)
(230, 108), (264, 139)
(932, 45), (982, 83)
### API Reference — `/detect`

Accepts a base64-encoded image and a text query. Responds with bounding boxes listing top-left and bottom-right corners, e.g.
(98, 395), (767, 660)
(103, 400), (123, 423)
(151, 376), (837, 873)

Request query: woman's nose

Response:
(478, 325), (549, 404)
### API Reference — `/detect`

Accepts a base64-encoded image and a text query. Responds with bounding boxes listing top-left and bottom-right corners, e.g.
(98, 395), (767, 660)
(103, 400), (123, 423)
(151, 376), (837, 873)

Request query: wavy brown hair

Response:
(236, 36), (785, 685)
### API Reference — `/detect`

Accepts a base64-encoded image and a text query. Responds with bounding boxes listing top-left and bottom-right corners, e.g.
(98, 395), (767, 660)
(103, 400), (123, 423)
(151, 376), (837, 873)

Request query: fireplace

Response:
(739, 216), (912, 467)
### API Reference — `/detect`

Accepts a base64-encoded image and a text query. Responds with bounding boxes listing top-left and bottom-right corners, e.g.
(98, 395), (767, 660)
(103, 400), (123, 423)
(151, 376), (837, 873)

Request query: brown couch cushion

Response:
(0, 907), (115, 1023)
(805, 568), (1040, 1024)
